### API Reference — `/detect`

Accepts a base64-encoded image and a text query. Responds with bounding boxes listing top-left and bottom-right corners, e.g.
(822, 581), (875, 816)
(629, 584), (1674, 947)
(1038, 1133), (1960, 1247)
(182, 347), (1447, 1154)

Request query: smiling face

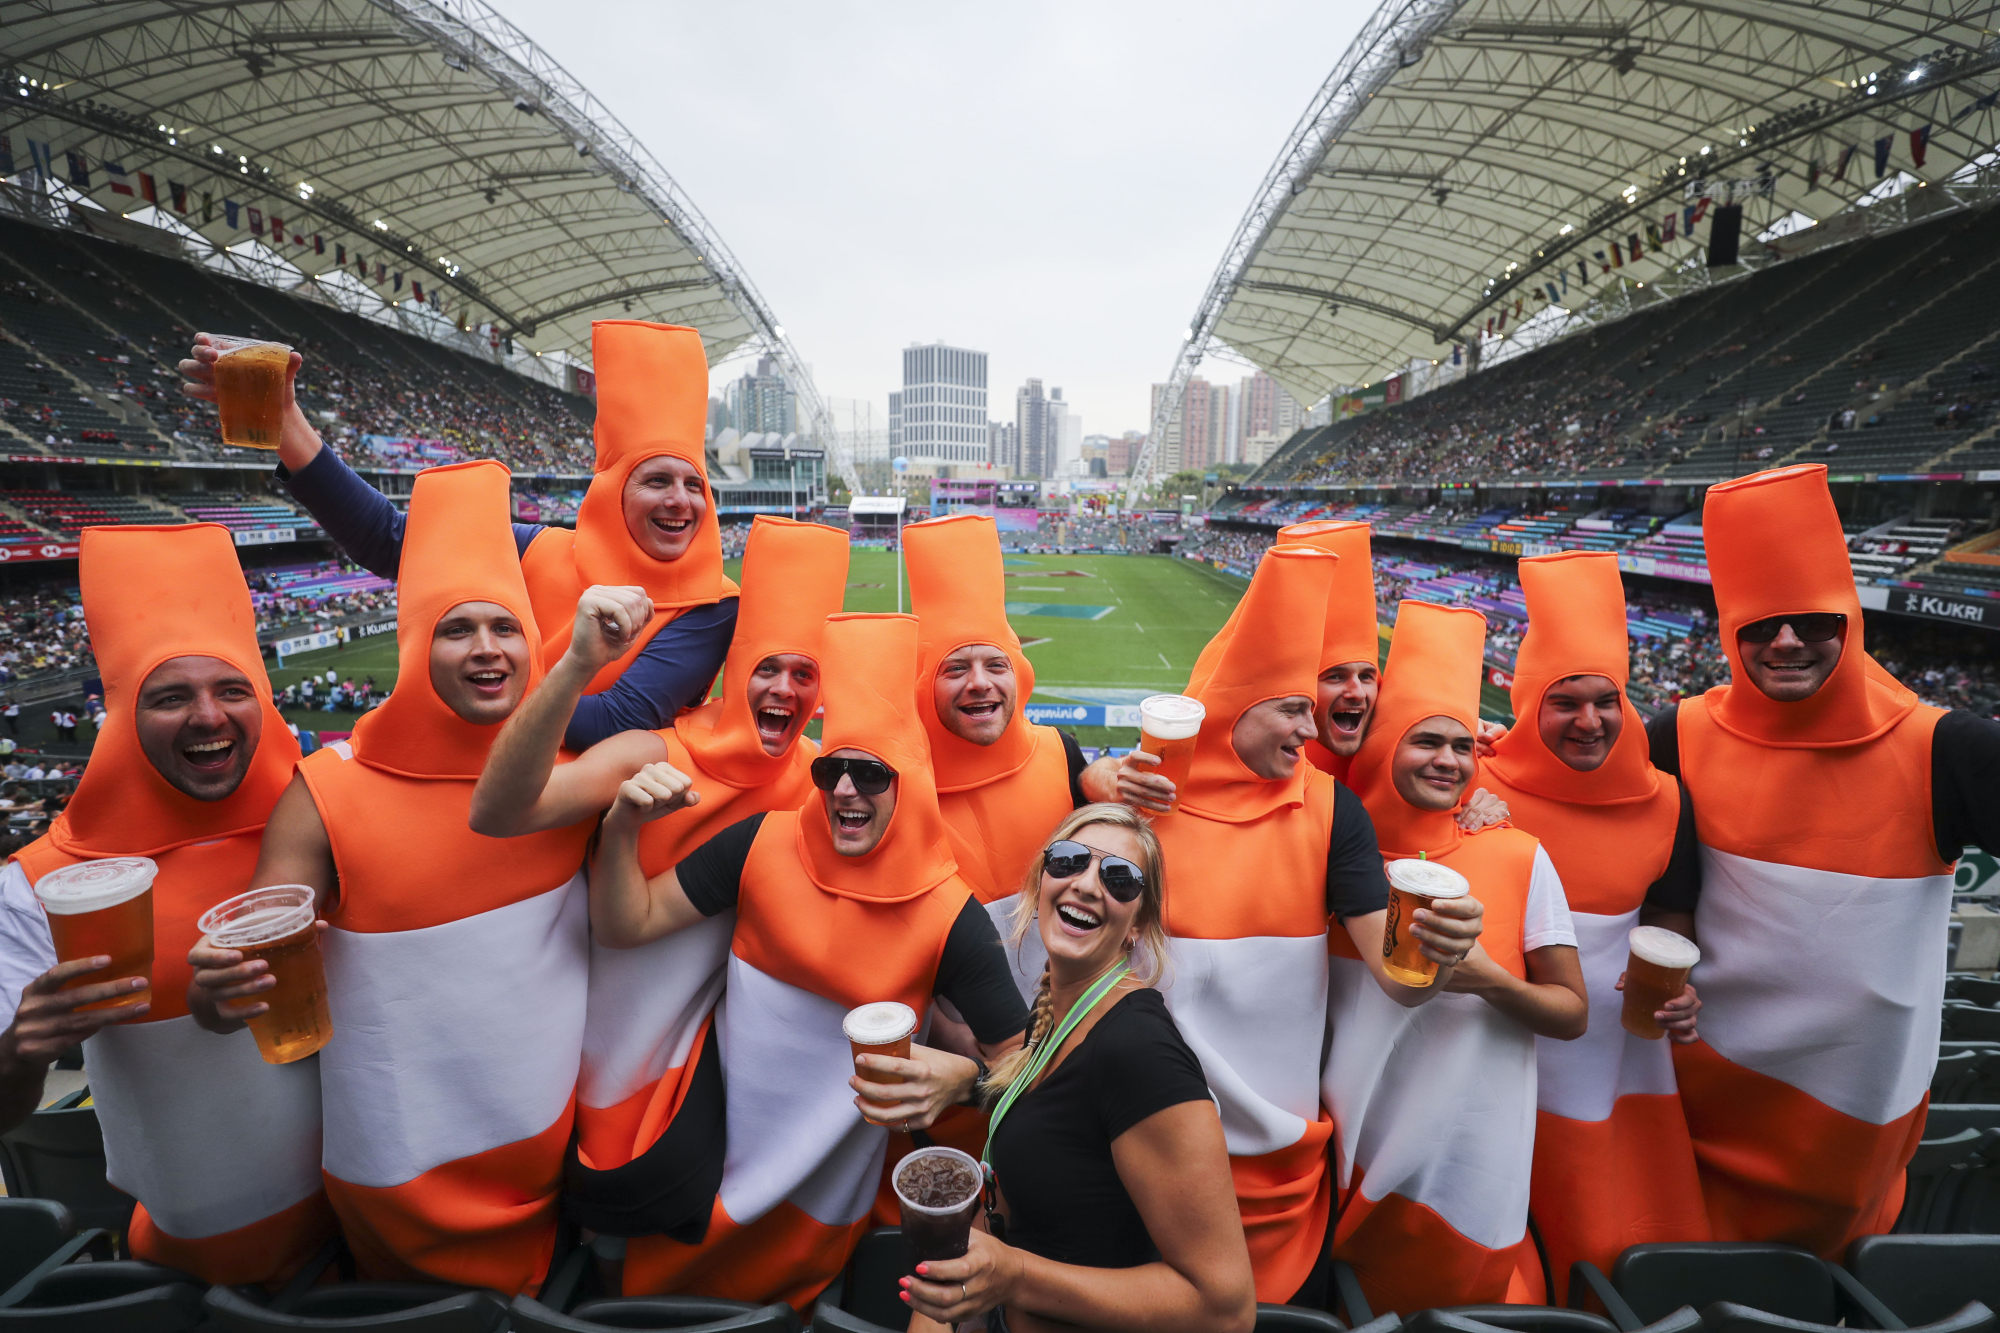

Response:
(1738, 618), (1846, 702)
(133, 655), (265, 801)
(1315, 660), (1379, 757)
(1537, 673), (1625, 772)
(428, 601), (532, 725)
(622, 454), (708, 561)
(746, 652), (818, 755)
(1036, 821), (1149, 975)
(1231, 695), (1318, 779)
(821, 745), (898, 856)
(1390, 714), (1477, 811)
(934, 643), (1017, 746)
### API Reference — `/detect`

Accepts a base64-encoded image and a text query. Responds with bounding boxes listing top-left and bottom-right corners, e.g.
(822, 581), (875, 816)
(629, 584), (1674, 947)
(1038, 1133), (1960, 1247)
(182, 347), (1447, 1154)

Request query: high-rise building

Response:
(726, 356), (796, 436)
(900, 343), (987, 465)
(1017, 378), (1052, 479)
(1047, 388), (1082, 476)
(1148, 383), (1184, 475)
(1241, 372), (1304, 445)
(988, 420), (1019, 473)
(1108, 431), (1142, 476)
(887, 391), (903, 454)
(1180, 377), (1216, 474)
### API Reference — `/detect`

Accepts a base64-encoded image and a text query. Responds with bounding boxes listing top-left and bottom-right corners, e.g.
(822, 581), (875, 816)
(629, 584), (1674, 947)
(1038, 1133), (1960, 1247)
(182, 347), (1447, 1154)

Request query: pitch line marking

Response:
(1157, 652), (1171, 668)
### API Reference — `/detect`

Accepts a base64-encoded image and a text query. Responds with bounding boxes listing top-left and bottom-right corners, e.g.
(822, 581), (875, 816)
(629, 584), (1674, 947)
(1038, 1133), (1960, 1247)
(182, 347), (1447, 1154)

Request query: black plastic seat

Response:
(1253, 1304), (1350, 1330)
(814, 1228), (909, 1333)
(203, 1284), (508, 1332)
(805, 1308), (895, 1333)
(1935, 1051), (1982, 1101)
(1897, 1129), (1992, 1233)
(511, 1293), (801, 1332)
(1699, 1298), (1996, 1333)
(0, 1093), (133, 1240)
(1848, 1235), (2000, 1326)
(0, 1199), (91, 1298)
(1950, 978), (2000, 1008)
(1405, 1306), (1619, 1333)
(1939, 1047), (2000, 1104)
(0, 1260), (206, 1332)
(1568, 1243), (1892, 1330)
(1945, 1007), (2000, 1042)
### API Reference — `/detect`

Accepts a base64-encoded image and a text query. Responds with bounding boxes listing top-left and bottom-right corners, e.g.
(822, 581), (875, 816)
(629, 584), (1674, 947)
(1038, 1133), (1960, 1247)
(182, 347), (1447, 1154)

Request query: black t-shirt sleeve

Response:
(1644, 704), (1682, 778)
(1933, 709), (2000, 861)
(1326, 783), (1392, 920)
(1643, 777), (1703, 914)
(674, 813), (767, 917)
(1090, 990), (1214, 1140)
(936, 898), (1031, 1044)
(1060, 729), (1090, 808)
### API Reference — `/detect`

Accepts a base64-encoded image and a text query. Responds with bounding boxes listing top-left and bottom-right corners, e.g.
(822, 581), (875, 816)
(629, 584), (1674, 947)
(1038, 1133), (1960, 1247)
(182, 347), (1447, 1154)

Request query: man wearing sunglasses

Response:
(1639, 465), (2000, 1260)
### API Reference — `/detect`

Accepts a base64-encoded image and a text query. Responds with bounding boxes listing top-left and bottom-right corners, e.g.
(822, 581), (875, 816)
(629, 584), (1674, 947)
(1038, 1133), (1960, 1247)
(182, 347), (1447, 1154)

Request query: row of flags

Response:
(0, 136), (438, 309)
(1478, 194), (1719, 338)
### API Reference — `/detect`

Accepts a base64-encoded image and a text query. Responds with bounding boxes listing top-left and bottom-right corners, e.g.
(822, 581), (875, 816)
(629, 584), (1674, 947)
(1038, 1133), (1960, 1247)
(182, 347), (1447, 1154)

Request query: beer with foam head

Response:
(1622, 926), (1700, 1039)
(210, 337), (292, 451)
(1381, 858), (1470, 986)
(1136, 693), (1205, 812)
(199, 885), (331, 1064)
(844, 1001), (916, 1116)
(34, 857), (155, 1012)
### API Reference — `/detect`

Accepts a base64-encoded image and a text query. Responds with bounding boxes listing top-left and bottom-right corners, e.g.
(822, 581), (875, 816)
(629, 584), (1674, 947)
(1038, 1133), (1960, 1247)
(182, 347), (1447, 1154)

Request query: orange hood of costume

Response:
(1486, 551), (1658, 806)
(1347, 601), (1488, 858)
(677, 516), (849, 789)
(795, 614), (958, 903)
(1701, 464), (1914, 748)
(905, 514), (1041, 792)
(1179, 544), (1336, 824)
(350, 460), (542, 780)
(1275, 520), (1380, 671)
(49, 524), (297, 858)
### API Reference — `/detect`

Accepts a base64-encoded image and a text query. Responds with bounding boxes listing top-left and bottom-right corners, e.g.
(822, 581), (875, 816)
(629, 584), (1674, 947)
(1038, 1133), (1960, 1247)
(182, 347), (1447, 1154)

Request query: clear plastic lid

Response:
(33, 857), (157, 915)
(198, 885), (315, 948)
(1385, 858), (1470, 900)
(1628, 925), (1701, 969)
(1138, 693), (1206, 739)
(842, 1000), (916, 1045)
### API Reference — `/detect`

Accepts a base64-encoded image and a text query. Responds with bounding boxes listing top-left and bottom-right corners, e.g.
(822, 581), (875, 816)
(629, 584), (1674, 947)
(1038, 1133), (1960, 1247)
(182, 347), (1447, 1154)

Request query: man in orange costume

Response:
(1645, 464), (2000, 1254)
(1481, 552), (1707, 1299)
(11, 523), (332, 1285)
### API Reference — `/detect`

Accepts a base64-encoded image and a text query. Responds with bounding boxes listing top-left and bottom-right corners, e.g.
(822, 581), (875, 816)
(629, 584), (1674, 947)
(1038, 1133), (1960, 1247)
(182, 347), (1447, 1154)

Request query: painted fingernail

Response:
(900, 1292), (911, 1303)
(916, 1264), (929, 1276)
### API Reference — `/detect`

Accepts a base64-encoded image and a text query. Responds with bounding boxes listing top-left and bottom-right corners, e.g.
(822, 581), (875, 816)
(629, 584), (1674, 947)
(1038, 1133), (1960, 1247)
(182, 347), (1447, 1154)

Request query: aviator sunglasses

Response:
(809, 755), (897, 795)
(1042, 839), (1148, 903)
(1737, 612), (1847, 644)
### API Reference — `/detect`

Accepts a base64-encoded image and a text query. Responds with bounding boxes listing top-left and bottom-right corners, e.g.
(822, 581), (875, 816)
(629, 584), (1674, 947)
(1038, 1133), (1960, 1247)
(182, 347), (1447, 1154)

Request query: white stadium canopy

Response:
(0, 0), (857, 488)
(1135, 0), (2000, 497)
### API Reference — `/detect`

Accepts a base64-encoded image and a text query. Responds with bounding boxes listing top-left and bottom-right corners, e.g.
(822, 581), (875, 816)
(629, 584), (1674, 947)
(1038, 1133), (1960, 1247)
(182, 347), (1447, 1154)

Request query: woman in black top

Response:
(903, 804), (1254, 1333)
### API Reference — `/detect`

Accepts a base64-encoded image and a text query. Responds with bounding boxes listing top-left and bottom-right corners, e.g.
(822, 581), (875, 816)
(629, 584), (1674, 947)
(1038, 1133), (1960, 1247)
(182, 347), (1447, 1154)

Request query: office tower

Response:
(900, 343), (987, 464)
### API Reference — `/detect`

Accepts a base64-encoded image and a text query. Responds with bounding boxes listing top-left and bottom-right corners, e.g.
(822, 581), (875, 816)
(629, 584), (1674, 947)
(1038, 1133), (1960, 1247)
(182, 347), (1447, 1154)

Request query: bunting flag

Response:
(375, 262), (386, 282)
(336, 243), (347, 264)
(1833, 145), (1856, 182)
(1559, 268), (1570, 294)
(270, 216), (284, 244)
(1808, 159), (1822, 191)
(1954, 90), (2000, 123)
(312, 234), (324, 255)
(1663, 210), (1678, 242)
(1645, 222), (1663, 249)
(1594, 249), (1609, 274)
(1577, 258), (1590, 286)
(248, 206), (263, 234)
(1485, 317), (1495, 337)
(1451, 344), (1463, 366)
(1498, 306), (1509, 331)
(0, 135), (12, 177)
(26, 139), (53, 180)
(1609, 242), (1624, 269)
(202, 191), (214, 223)
(224, 198), (240, 228)
(392, 271), (403, 292)
(141, 173), (158, 205)
(1911, 124), (1931, 168)
(1545, 282), (1561, 305)
(1874, 135), (1892, 177)
(105, 162), (133, 197)
(169, 181), (188, 214)
(1513, 296), (1523, 318)
(412, 281), (425, 303)
(1627, 233), (1643, 262)
(64, 150), (89, 188)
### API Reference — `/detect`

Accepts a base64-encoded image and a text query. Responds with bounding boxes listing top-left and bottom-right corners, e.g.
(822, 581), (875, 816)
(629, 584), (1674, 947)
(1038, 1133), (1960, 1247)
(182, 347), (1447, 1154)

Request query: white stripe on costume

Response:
(715, 956), (888, 1228)
(86, 1014), (323, 1239)
(1536, 908), (1679, 1123)
(1159, 933), (1326, 1158)
(1693, 846), (1949, 1125)
(1325, 956), (1536, 1249)
(320, 873), (588, 1187)
(578, 912), (732, 1110)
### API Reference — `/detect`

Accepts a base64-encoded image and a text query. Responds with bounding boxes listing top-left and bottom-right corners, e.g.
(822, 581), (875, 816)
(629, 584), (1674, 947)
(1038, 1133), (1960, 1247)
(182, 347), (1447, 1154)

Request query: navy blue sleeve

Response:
(560, 597), (739, 751)
(277, 447), (543, 576)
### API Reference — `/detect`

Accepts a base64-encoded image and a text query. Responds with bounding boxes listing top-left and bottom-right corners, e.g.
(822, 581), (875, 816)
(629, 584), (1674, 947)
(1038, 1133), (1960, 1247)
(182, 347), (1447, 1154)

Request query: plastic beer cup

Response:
(198, 885), (332, 1064)
(1622, 926), (1700, 1039)
(844, 1001), (916, 1116)
(1381, 858), (1470, 986)
(209, 336), (292, 450)
(1136, 694), (1205, 812)
(33, 857), (156, 1012)
(894, 1145), (983, 1263)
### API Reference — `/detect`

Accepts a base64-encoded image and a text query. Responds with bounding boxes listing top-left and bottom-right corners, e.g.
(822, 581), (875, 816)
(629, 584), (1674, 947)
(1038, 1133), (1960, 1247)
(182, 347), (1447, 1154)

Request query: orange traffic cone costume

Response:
(1275, 520), (1381, 783)
(1482, 552), (1708, 1299)
(520, 320), (737, 690)
(13, 524), (331, 1285)
(1668, 464), (1950, 1255)
(1150, 544), (1343, 1303)
(302, 462), (593, 1293)
(578, 517), (848, 1251)
(626, 615), (1003, 1308)
(1326, 601), (1559, 1313)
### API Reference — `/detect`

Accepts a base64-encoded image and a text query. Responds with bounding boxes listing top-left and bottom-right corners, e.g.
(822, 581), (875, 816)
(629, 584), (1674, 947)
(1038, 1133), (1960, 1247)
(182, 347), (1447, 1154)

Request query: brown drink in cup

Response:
(199, 885), (332, 1064)
(210, 337), (292, 451)
(844, 1001), (916, 1114)
(894, 1146), (984, 1263)
(33, 857), (156, 1013)
(1381, 858), (1470, 986)
(1136, 694), (1205, 813)
(1622, 926), (1700, 1039)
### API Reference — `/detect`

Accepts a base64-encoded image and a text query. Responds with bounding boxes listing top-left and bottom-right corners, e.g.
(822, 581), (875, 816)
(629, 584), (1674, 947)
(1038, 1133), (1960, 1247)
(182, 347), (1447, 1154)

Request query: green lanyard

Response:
(982, 960), (1130, 1169)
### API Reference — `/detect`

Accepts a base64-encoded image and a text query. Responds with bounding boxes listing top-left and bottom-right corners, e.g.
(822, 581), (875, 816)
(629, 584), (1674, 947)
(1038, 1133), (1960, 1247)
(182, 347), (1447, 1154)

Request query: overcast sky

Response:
(488, 0), (1375, 437)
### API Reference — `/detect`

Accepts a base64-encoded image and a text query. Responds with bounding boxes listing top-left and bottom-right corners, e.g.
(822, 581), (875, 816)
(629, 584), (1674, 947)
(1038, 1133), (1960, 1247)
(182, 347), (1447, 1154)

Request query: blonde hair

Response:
(981, 803), (1170, 1097)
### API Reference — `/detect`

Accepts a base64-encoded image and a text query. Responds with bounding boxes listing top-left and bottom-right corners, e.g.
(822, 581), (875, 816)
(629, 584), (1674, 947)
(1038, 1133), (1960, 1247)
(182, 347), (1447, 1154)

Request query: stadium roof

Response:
(0, 0), (853, 483)
(1146, 0), (2000, 485)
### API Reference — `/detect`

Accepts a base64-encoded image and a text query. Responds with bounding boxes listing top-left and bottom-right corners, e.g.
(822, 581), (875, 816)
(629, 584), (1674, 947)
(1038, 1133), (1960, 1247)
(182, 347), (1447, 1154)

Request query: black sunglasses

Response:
(1042, 839), (1147, 903)
(1738, 613), (1847, 644)
(810, 756), (897, 796)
